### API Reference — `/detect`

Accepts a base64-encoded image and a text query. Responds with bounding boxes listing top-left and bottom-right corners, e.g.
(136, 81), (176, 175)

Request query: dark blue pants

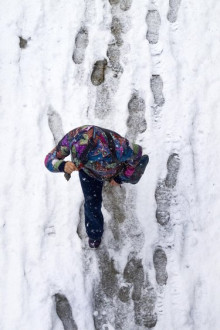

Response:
(79, 170), (104, 240)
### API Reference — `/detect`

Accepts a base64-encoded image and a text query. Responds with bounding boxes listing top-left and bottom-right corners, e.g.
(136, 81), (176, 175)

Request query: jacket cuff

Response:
(77, 163), (84, 170)
(114, 175), (122, 184)
(58, 161), (66, 172)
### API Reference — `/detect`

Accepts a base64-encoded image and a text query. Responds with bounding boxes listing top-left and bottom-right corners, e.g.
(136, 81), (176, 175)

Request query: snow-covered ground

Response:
(1, 0), (220, 329)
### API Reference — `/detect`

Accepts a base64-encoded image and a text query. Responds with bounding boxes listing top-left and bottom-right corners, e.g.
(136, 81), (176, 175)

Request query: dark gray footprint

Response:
(91, 59), (108, 86)
(120, 0), (132, 11)
(150, 75), (165, 107)
(146, 10), (161, 44)
(167, 0), (182, 23)
(55, 294), (78, 330)
(93, 284), (110, 330)
(107, 42), (123, 74)
(102, 184), (126, 244)
(72, 27), (89, 64)
(165, 153), (180, 188)
(155, 153), (180, 225)
(97, 249), (119, 298)
(153, 247), (168, 285)
(123, 255), (157, 328)
(47, 107), (64, 144)
(92, 249), (119, 329)
(118, 283), (131, 303)
(103, 184), (126, 224)
(111, 16), (123, 47)
(155, 180), (171, 226)
(134, 287), (157, 328)
(123, 255), (144, 301)
(126, 92), (147, 140)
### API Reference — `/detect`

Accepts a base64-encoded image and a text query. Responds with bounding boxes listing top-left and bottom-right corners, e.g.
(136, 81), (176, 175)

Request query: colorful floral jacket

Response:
(44, 125), (143, 183)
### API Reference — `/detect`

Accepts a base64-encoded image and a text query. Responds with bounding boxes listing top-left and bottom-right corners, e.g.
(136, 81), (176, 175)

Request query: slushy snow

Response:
(0, 0), (220, 329)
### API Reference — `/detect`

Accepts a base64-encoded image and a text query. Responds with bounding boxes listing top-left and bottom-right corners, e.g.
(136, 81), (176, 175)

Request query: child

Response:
(45, 125), (149, 248)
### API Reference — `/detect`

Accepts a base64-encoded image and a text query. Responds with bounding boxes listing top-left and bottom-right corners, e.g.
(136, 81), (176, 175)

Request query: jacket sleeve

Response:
(44, 134), (71, 173)
(44, 126), (93, 173)
(116, 142), (143, 183)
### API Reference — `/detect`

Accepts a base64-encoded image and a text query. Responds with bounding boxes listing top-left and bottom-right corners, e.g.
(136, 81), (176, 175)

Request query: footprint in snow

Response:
(72, 27), (89, 64)
(167, 0), (182, 23)
(97, 249), (119, 298)
(93, 285), (109, 330)
(122, 254), (158, 328)
(150, 75), (165, 107)
(123, 255), (144, 301)
(118, 283), (131, 303)
(165, 153), (180, 188)
(107, 42), (123, 74)
(126, 92), (147, 140)
(155, 180), (172, 226)
(155, 153), (180, 226)
(111, 16), (124, 47)
(92, 249), (119, 329)
(134, 298), (157, 328)
(54, 293), (78, 330)
(103, 183), (126, 225)
(146, 10), (161, 44)
(76, 202), (87, 241)
(120, 0), (132, 11)
(91, 59), (108, 86)
(47, 107), (64, 144)
(153, 247), (168, 285)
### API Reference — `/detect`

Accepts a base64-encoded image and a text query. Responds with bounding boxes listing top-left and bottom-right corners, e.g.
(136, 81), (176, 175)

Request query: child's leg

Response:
(79, 170), (104, 240)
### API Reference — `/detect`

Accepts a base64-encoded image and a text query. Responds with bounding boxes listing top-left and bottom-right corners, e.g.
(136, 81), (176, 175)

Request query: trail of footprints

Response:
(146, 8), (165, 118)
(72, 0), (132, 118)
(53, 149), (179, 330)
(50, 0), (182, 328)
(90, 90), (153, 329)
(91, 238), (158, 329)
(146, 1), (182, 111)
(92, 248), (158, 329)
(93, 1), (128, 118)
(152, 153), (181, 319)
(46, 110), (78, 329)
(75, 152), (158, 329)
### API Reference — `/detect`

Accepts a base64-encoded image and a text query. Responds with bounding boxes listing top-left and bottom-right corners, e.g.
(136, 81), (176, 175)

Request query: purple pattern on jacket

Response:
(45, 125), (143, 182)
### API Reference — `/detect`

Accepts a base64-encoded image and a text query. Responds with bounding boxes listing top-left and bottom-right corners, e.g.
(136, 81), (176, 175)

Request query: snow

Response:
(1, 0), (220, 329)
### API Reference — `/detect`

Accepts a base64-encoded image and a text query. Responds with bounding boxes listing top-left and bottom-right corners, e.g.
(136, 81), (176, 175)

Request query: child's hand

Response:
(64, 162), (78, 174)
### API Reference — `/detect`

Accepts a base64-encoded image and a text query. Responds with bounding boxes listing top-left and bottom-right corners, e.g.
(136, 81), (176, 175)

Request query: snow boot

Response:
(89, 238), (101, 249)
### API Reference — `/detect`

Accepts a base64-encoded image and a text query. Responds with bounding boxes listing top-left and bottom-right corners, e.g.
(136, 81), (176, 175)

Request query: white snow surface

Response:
(0, 0), (220, 329)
